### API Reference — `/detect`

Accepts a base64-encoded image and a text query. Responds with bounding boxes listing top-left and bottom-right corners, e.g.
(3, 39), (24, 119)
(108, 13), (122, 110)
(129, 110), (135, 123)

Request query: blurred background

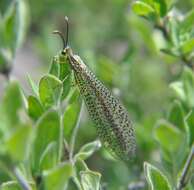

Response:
(0, 0), (194, 189)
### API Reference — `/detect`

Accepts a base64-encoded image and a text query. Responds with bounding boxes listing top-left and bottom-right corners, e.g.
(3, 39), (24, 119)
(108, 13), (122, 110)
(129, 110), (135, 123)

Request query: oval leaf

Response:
(144, 162), (172, 190)
(49, 56), (60, 77)
(28, 95), (44, 121)
(39, 74), (62, 109)
(5, 124), (32, 162)
(75, 140), (101, 161)
(39, 141), (58, 171)
(0, 81), (23, 132)
(154, 120), (185, 153)
(63, 98), (81, 140)
(80, 170), (101, 190)
(32, 110), (60, 171)
(42, 162), (73, 190)
(167, 100), (185, 131)
(132, 1), (155, 17)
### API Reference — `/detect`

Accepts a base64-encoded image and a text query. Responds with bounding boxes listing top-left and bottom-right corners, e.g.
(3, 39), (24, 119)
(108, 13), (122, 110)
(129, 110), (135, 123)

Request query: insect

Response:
(53, 16), (136, 160)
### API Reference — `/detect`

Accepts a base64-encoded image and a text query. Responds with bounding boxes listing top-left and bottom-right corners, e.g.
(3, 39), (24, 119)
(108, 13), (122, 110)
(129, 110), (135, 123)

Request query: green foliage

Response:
(28, 95), (44, 121)
(0, 81), (23, 132)
(80, 170), (101, 190)
(133, 0), (194, 66)
(42, 162), (73, 190)
(144, 162), (172, 190)
(39, 75), (63, 109)
(155, 120), (185, 153)
(63, 98), (82, 141)
(0, 0), (194, 190)
(170, 67), (194, 108)
(74, 140), (101, 161)
(5, 124), (32, 162)
(0, 0), (28, 76)
(32, 110), (60, 172)
(1, 181), (21, 190)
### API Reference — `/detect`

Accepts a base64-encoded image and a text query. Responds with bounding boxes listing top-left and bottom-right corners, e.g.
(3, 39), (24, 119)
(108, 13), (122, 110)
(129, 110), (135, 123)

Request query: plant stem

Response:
(155, 20), (193, 68)
(69, 101), (84, 162)
(58, 114), (64, 162)
(177, 144), (194, 190)
(13, 167), (31, 190)
(155, 23), (170, 41)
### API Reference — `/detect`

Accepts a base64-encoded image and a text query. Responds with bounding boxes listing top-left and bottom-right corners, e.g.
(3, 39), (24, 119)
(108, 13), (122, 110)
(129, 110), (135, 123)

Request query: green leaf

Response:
(169, 81), (185, 102)
(80, 170), (101, 190)
(0, 0), (28, 52)
(75, 159), (88, 174)
(0, 181), (21, 190)
(39, 141), (58, 171)
(49, 56), (60, 77)
(2, 1), (17, 52)
(164, 0), (174, 9)
(16, 0), (29, 48)
(39, 74), (62, 109)
(180, 38), (194, 54)
(169, 18), (180, 47)
(49, 54), (71, 81)
(169, 66), (194, 109)
(75, 140), (101, 161)
(68, 88), (80, 104)
(144, 162), (172, 190)
(154, 0), (167, 17)
(0, 181), (35, 190)
(180, 9), (194, 33)
(132, 1), (155, 17)
(0, 81), (23, 132)
(59, 58), (71, 81)
(73, 159), (89, 189)
(63, 99), (81, 140)
(32, 110), (60, 171)
(182, 67), (194, 108)
(27, 75), (39, 96)
(167, 100), (185, 131)
(42, 162), (73, 190)
(5, 124), (32, 162)
(73, 159), (88, 188)
(27, 95), (44, 120)
(185, 110), (194, 145)
(61, 74), (72, 100)
(154, 120), (185, 153)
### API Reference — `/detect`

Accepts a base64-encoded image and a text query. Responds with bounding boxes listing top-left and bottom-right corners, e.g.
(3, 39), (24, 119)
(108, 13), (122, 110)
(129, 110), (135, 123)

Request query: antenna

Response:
(64, 16), (69, 47)
(52, 16), (69, 49)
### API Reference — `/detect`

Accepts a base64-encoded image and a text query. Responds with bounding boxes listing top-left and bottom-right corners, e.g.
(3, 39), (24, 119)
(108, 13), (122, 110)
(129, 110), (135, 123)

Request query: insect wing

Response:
(69, 55), (136, 160)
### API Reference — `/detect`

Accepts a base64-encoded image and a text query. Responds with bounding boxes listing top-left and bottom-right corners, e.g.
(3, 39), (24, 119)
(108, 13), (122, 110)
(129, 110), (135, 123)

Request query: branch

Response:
(177, 144), (194, 190)
(13, 167), (31, 190)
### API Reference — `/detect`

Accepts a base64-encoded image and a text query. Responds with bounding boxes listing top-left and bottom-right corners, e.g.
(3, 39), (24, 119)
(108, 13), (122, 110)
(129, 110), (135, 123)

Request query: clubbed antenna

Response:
(52, 16), (69, 49)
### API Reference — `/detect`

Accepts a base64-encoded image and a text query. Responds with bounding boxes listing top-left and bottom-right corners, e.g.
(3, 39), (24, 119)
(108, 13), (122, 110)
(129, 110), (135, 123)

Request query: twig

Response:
(155, 20), (193, 68)
(13, 167), (31, 190)
(155, 23), (170, 41)
(177, 144), (194, 190)
(69, 101), (84, 162)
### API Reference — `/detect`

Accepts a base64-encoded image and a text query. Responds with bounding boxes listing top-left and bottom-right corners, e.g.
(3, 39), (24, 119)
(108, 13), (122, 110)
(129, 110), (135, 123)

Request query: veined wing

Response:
(69, 55), (136, 160)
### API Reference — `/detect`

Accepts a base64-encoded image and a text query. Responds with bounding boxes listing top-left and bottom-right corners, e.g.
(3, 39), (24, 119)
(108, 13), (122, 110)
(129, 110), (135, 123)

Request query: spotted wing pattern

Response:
(68, 54), (136, 160)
